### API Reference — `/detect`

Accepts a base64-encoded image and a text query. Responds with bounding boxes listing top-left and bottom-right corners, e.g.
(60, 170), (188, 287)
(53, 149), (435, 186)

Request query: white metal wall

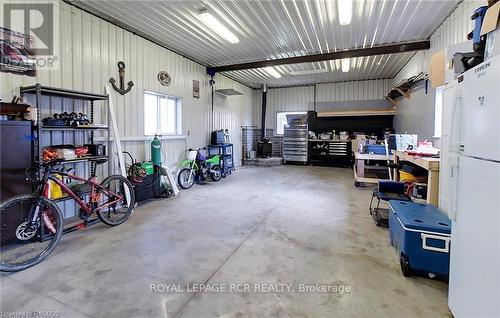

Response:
(0, 0), (253, 171)
(394, 0), (487, 83)
(251, 79), (391, 132)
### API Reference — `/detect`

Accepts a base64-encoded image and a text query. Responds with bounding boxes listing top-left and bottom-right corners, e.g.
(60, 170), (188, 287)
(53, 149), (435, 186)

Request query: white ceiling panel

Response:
(70, 0), (460, 87)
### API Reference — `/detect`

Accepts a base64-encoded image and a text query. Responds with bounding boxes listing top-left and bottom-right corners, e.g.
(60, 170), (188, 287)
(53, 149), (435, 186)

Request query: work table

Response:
(392, 150), (440, 206)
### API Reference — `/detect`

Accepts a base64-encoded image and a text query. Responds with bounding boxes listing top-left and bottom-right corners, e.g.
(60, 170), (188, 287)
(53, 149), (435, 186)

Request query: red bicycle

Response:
(0, 159), (135, 272)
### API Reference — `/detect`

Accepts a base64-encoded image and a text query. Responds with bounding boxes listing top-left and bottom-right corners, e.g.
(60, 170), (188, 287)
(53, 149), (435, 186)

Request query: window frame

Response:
(275, 110), (307, 136)
(434, 86), (443, 138)
(144, 91), (182, 136)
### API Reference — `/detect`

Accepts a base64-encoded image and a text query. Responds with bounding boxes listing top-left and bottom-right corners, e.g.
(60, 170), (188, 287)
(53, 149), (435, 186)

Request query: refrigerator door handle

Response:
(449, 154), (459, 221)
(449, 95), (462, 153)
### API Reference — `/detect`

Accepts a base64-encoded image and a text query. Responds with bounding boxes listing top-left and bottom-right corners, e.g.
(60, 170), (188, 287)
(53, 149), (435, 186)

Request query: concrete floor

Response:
(1, 166), (450, 318)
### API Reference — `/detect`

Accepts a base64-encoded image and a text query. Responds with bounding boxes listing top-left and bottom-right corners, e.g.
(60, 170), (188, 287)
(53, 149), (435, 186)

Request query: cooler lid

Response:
(389, 201), (451, 234)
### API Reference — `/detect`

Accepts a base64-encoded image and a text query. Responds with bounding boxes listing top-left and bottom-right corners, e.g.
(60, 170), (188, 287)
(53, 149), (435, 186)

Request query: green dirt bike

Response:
(177, 148), (222, 189)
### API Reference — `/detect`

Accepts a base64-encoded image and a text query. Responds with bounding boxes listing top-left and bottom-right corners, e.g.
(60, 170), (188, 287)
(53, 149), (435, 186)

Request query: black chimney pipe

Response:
(260, 84), (267, 140)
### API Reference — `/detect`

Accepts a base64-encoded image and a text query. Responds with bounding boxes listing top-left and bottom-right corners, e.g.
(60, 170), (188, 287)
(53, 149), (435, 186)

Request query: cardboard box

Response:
(430, 51), (445, 88)
(429, 41), (473, 88)
(482, 1), (500, 59)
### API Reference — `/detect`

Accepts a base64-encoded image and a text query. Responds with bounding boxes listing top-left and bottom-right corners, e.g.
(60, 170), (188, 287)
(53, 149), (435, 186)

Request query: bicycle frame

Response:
(27, 165), (124, 235)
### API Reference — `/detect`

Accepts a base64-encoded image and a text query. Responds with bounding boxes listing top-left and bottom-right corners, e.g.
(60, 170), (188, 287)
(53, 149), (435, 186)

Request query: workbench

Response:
(353, 152), (391, 187)
(392, 150), (440, 206)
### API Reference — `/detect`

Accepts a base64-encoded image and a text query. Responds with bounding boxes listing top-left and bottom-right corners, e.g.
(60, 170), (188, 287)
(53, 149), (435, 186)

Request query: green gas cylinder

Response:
(151, 135), (162, 166)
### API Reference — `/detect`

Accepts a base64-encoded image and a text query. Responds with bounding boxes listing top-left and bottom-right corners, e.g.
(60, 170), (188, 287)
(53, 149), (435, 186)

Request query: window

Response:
(276, 111), (307, 135)
(144, 91), (182, 136)
(434, 87), (443, 138)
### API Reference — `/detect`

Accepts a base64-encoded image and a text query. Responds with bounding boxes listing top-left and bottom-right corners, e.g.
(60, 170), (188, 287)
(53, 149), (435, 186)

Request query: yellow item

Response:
(399, 171), (417, 183)
(49, 176), (63, 199)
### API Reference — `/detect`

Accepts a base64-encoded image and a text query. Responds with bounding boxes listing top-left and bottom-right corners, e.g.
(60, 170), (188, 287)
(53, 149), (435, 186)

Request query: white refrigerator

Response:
(445, 54), (500, 317)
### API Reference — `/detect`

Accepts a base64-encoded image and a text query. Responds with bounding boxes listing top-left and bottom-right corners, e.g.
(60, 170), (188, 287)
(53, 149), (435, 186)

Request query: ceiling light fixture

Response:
(289, 69), (328, 76)
(338, 0), (353, 25)
(263, 67), (281, 78)
(341, 58), (350, 72)
(198, 10), (239, 44)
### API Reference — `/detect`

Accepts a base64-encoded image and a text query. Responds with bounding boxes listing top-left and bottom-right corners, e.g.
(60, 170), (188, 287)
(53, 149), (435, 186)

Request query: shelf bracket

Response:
(395, 87), (411, 99)
(385, 96), (398, 109)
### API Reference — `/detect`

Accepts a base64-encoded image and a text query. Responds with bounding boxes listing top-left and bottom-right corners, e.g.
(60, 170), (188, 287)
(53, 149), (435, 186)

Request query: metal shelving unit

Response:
(20, 83), (110, 183)
(20, 84), (110, 223)
(208, 143), (235, 175)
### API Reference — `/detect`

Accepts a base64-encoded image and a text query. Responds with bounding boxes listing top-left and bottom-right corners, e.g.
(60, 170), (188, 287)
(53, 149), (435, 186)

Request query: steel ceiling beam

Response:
(207, 40), (430, 75)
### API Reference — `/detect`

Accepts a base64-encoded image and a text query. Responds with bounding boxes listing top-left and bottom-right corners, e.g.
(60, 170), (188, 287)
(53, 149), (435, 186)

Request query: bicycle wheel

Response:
(178, 168), (195, 189)
(97, 175), (135, 226)
(0, 194), (63, 272)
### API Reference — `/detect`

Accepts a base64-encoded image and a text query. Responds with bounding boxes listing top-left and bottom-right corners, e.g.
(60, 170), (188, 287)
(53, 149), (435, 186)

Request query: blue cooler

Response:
(389, 201), (451, 279)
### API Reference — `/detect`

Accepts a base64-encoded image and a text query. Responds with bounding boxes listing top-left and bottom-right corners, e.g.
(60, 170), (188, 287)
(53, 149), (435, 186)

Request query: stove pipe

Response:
(260, 84), (267, 141)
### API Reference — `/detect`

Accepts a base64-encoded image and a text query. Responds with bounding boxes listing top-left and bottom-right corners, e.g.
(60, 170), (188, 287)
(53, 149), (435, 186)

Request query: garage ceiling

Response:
(70, 0), (460, 88)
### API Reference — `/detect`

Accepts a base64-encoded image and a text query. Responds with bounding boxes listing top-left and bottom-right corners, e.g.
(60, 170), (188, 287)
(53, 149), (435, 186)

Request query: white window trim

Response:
(433, 86), (443, 139)
(275, 110), (307, 136)
(144, 90), (182, 136)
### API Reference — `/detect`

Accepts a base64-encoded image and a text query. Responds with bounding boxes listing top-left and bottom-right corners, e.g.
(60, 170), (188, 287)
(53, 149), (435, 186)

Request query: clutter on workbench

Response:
(405, 141), (440, 157)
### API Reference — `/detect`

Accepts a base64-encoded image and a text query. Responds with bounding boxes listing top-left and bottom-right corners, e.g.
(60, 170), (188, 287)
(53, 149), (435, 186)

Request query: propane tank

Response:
(151, 134), (162, 166)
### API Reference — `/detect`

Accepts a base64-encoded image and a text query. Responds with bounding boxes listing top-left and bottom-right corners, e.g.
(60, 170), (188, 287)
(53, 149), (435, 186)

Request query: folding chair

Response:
(369, 180), (412, 227)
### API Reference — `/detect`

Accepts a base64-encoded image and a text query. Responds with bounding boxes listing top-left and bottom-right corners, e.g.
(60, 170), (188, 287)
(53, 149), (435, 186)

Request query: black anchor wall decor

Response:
(109, 61), (134, 95)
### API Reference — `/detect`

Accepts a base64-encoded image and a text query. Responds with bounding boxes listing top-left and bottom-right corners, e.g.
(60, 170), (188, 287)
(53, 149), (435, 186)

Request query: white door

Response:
(448, 155), (500, 317)
(460, 55), (500, 161)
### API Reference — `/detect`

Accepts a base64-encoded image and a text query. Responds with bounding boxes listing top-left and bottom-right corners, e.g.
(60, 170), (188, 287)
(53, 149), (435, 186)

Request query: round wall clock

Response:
(158, 71), (171, 86)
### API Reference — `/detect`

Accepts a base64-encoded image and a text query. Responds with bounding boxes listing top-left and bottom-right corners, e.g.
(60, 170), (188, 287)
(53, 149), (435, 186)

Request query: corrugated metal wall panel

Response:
(251, 79), (390, 132)
(394, 0), (487, 83)
(1, 1), (253, 174)
(316, 79), (391, 102)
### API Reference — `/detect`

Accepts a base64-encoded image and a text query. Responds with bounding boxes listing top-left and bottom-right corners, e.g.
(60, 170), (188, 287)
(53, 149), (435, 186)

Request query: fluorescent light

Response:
(341, 58), (350, 72)
(263, 67), (281, 78)
(198, 11), (239, 44)
(289, 69), (328, 76)
(338, 0), (353, 25)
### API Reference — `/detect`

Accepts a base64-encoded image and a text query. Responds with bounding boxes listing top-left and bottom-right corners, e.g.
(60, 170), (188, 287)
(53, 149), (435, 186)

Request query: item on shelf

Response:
(83, 143), (106, 156)
(319, 133), (332, 140)
(56, 148), (77, 160)
(211, 130), (225, 144)
(43, 112), (92, 127)
(339, 131), (349, 140)
(42, 148), (58, 161)
(54, 167), (77, 185)
(23, 106), (38, 122)
(48, 175), (63, 199)
(74, 146), (89, 157)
